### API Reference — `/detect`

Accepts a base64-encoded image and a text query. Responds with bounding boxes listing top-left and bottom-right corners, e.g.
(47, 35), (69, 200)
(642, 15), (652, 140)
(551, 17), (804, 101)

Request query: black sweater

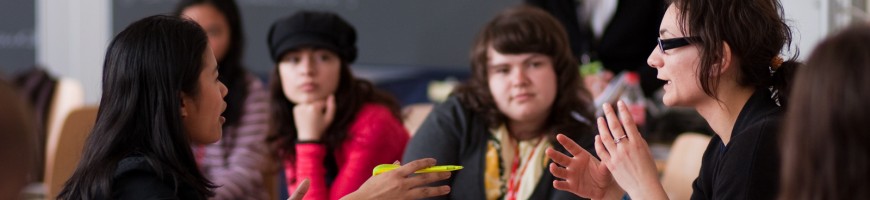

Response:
(691, 89), (783, 199)
(107, 155), (203, 200)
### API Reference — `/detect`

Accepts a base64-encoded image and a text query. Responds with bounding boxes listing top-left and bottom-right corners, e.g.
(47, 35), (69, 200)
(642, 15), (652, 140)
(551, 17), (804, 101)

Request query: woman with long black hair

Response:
(58, 15), (226, 199)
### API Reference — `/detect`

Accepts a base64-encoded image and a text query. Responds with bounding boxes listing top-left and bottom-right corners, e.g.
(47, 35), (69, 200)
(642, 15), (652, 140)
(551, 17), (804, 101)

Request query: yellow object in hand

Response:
(372, 164), (463, 176)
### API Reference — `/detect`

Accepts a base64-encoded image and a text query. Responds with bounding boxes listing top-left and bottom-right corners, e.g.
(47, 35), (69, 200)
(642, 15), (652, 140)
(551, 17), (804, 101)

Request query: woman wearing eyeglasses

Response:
(545, 0), (799, 199)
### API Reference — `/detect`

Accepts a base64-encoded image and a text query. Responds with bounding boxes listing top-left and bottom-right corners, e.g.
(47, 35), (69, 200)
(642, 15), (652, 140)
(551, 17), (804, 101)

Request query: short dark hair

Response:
(780, 23), (870, 200)
(670, 0), (800, 105)
(58, 15), (216, 199)
(454, 5), (596, 141)
(175, 0), (249, 129)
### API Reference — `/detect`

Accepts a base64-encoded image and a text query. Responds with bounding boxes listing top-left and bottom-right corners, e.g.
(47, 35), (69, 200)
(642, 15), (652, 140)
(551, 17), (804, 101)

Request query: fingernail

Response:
(441, 186), (451, 193)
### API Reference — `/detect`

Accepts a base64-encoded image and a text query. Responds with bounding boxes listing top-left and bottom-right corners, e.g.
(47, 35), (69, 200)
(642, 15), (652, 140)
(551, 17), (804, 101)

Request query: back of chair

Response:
(43, 106), (98, 200)
(45, 78), (84, 143)
(660, 133), (711, 200)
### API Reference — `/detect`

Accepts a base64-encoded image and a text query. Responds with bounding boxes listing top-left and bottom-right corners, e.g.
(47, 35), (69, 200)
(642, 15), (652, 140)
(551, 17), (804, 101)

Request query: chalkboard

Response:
(113, 0), (522, 76)
(0, 0), (36, 75)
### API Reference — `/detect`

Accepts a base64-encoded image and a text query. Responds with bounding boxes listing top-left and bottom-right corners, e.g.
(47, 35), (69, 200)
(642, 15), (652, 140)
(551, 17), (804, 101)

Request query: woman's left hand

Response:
(595, 101), (667, 199)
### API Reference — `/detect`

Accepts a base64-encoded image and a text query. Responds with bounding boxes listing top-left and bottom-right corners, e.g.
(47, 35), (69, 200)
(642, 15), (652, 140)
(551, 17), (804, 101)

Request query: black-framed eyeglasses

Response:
(658, 37), (700, 54)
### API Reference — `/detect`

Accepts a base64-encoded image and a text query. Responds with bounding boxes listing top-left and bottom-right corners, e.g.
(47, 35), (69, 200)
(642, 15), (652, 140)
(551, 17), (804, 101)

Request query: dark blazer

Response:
(403, 96), (596, 200)
(691, 89), (782, 199)
(526, 0), (667, 96)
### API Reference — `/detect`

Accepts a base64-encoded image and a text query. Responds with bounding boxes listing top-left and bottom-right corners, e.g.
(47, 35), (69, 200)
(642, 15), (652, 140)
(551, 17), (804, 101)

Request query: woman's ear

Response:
(180, 92), (190, 118)
(718, 41), (735, 75)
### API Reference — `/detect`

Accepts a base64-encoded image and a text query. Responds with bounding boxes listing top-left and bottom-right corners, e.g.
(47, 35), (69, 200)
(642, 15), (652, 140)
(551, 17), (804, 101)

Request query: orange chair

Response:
(660, 133), (711, 200)
(45, 78), (85, 143)
(43, 105), (98, 200)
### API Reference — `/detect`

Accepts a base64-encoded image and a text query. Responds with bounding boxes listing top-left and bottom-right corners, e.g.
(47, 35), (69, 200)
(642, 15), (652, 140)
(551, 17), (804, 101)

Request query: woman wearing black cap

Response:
(266, 11), (422, 200)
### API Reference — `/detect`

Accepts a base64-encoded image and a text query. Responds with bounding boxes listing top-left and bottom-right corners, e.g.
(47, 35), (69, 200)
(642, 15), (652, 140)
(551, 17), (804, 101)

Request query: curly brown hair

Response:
(452, 5), (596, 141)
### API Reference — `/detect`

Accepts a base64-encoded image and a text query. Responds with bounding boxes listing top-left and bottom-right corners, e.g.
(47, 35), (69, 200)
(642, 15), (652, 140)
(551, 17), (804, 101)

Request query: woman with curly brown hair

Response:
(403, 5), (598, 200)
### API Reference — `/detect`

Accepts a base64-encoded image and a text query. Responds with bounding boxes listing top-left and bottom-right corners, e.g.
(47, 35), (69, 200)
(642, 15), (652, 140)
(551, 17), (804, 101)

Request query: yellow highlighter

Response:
(372, 164), (463, 176)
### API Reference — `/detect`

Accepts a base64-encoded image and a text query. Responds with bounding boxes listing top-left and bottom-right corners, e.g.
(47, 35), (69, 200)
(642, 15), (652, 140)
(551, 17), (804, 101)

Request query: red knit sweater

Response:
(283, 103), (409, 200)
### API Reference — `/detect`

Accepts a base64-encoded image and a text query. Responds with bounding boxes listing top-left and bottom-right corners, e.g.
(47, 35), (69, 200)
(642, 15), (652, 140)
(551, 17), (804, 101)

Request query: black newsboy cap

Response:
(267, 11), (357, 63)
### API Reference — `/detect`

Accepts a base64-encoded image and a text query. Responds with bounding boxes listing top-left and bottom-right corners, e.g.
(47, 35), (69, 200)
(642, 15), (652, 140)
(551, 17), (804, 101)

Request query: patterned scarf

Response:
(484, 124), (551, 200)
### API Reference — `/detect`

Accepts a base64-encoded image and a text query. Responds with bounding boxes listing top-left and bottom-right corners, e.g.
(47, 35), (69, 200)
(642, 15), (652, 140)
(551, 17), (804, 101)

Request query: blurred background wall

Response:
(0, 0), (866, 104)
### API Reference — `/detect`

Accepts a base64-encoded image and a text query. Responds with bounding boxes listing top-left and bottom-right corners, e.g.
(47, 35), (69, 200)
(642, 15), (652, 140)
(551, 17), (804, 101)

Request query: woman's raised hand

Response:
(595, 101), (667, 199)
(547, 134), (623, 199)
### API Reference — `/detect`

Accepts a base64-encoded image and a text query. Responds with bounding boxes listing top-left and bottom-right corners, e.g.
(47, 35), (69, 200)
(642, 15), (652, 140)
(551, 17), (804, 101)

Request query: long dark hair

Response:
(267, 54), (400, 161)
(670, 0), (799, 105)
(779, 23), (870, 200)
(174, 0), (248, 129)
(57, 15), (216, 199)
(454, 5), (596, 142)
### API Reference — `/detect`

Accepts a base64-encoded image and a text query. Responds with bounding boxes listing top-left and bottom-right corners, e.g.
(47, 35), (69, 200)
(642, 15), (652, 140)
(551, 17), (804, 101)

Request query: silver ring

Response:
(614, 135), (628, 144)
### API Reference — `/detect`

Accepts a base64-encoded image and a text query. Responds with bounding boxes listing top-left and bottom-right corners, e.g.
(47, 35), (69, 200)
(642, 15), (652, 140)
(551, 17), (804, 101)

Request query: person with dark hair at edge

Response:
(779, 22), (870, 200)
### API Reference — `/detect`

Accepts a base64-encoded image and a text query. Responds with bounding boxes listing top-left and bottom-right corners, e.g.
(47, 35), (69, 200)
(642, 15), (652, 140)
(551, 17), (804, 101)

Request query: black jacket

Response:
(108, 155), (203, 200)
(403, 96), (596, 200)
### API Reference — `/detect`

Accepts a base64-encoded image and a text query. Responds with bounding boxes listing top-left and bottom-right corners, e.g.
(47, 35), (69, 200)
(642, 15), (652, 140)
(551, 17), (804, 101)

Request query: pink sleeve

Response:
(287, 143), (329, 200)
(327, 105), (410, 199)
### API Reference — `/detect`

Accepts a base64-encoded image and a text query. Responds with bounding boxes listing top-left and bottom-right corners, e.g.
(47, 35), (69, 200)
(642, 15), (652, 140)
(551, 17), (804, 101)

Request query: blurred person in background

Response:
(175, 0), (271, 199)
(0, 79), (37, 199)
(779, 22), (870, 200)
(526, 0), (666, 98)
